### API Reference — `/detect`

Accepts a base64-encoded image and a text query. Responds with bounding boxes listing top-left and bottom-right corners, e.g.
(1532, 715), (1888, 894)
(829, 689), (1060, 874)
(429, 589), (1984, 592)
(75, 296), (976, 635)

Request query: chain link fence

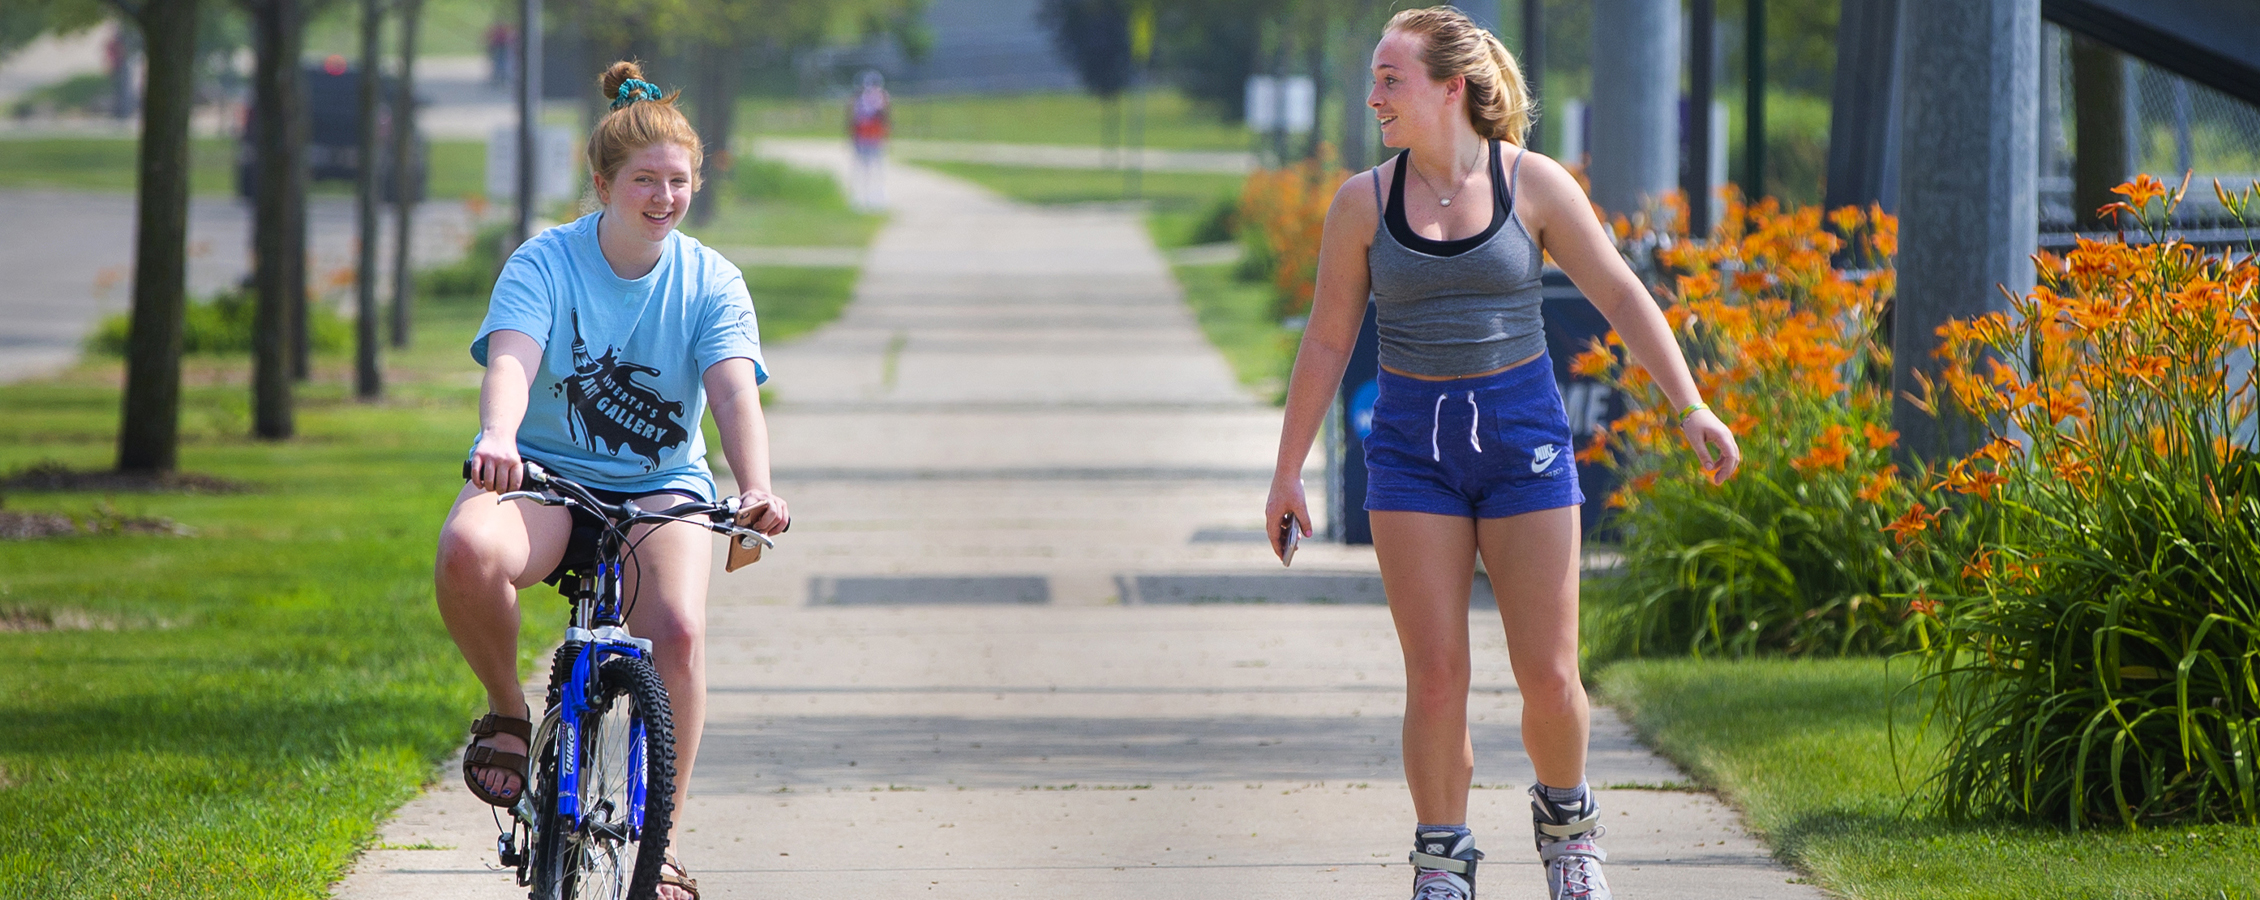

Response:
(2041, 23), (2260, 234)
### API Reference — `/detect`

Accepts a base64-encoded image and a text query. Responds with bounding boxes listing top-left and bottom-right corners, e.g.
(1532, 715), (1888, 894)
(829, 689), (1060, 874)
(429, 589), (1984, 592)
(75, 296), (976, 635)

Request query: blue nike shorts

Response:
(1362, 352), (1585, 520)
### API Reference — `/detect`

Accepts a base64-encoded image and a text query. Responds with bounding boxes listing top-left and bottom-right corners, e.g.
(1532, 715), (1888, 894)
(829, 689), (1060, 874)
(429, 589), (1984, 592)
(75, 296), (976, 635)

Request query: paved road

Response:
(0, 191), (475, 383)
(333, 142), (1823, 900)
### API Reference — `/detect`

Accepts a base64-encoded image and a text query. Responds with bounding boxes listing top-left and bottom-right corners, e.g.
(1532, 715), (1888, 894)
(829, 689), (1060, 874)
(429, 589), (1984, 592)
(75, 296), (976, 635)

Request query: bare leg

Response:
(1372, 510), (1481, 825)
(434, 481), (571, 798)
(1476, 506), (1588, 789)
(616, 499), (712, 899)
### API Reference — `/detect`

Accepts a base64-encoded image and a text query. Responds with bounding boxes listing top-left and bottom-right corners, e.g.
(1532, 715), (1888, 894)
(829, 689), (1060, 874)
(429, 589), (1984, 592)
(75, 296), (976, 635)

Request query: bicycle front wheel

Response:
(562, 655), (678, 900)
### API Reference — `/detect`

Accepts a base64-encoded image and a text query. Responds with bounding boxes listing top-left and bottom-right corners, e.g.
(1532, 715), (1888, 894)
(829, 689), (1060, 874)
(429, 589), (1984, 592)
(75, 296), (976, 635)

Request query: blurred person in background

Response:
(848, 69), (891, 211)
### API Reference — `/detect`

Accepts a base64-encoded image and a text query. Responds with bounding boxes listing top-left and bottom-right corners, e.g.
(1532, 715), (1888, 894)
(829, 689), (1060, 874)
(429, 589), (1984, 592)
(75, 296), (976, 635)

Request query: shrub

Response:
(1581, 194), (1919, 660)
(1237, 156), (1346, 319)
(89, 289), (347, 357)
(1189, 192), (1237, 246)
(1911, 175), (2260, 827)
(416, 221), (511, 302)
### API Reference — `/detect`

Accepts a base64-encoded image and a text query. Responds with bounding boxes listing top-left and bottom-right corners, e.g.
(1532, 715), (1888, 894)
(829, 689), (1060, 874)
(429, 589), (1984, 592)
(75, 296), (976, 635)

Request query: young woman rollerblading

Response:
(1264, 8), (1741, 899)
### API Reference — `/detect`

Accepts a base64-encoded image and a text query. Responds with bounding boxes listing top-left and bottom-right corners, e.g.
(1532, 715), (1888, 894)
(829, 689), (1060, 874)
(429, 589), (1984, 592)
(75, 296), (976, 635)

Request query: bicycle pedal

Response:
(497, 832), (521, 867)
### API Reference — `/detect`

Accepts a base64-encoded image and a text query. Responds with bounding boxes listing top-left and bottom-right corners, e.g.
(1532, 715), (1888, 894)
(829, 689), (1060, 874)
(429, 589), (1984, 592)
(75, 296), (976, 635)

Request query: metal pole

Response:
(514, 0), (541, 249)
(1744, 0), (1765, 199)
(1893, 0), (2038, 465)
(1589, 0), (1679, 216)
(1684, 0), (1714, 233)
(1522, 0), (1543, 153)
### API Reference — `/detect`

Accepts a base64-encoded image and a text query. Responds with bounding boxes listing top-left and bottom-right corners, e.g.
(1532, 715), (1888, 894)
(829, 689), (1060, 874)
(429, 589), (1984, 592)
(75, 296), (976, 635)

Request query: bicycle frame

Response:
(486, 461), (774, 887)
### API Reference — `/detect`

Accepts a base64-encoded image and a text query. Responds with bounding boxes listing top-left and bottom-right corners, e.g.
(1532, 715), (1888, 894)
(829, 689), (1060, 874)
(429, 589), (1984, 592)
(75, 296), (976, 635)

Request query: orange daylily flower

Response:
(1570, 340), (1615, 379)
(1884, 503), (1942, 545)
(2111, 173), (2168, 211)
(1856, 470), (1899, 503)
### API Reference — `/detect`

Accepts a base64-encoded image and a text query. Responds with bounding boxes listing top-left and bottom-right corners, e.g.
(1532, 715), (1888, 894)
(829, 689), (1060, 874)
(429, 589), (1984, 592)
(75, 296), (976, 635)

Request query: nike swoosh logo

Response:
(1531, 445), (1561, 473)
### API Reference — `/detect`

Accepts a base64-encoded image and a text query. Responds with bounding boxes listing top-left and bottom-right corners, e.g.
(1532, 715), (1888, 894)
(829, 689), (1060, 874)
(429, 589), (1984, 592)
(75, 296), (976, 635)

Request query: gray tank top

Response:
(1366, 141), (1546, 377)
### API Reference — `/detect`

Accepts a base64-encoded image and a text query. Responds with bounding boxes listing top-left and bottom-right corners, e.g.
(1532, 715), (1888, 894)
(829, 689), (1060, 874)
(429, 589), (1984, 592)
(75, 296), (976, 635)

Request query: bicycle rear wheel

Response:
(561, 655), (678, 900)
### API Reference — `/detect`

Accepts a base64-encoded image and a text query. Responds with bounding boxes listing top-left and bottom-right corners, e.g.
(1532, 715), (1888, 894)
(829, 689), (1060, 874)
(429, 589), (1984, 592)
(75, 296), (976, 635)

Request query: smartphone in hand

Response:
(1277, 512), (1300, 567)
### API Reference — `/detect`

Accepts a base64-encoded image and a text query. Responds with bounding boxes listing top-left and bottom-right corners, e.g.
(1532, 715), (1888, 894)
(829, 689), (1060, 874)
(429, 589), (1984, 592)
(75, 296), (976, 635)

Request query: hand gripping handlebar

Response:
(460, 460), (774, 552)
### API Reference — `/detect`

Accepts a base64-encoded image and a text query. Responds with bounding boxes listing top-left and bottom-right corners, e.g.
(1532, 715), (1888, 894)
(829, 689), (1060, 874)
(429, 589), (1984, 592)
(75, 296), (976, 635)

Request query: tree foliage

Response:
(1039, 0), (1133, 100)
(0, 0), (105, 62)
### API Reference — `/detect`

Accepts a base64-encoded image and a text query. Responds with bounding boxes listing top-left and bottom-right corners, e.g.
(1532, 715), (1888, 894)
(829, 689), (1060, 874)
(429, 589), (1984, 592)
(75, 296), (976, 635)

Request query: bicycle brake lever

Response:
(496, 490), (566, 506)
(710, 522), (774, 549)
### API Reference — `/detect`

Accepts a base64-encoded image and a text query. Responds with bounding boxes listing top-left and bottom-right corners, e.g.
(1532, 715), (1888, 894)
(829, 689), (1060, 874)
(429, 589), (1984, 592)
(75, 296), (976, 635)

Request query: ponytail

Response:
(1385, 6), (1534, 145)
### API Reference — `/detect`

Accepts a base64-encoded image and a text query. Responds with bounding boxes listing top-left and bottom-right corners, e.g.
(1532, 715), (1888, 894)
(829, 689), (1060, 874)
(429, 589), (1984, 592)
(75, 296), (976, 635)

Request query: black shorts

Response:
(545, 485), (707, 585)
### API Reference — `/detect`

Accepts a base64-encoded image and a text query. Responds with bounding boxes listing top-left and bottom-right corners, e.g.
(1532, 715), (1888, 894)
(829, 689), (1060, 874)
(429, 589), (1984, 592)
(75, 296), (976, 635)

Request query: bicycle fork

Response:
(500, 625), (656, 885)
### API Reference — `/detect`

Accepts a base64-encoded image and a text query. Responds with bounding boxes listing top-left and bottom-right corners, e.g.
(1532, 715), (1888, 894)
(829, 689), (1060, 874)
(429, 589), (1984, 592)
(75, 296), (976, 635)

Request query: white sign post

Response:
(487, 124), (579, 204)
(1245, 75), (1316, 135)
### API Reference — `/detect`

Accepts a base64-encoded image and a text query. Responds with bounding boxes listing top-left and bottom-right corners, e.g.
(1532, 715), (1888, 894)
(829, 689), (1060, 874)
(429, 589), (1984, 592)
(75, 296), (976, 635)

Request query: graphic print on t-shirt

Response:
(553, 310), (689, 471)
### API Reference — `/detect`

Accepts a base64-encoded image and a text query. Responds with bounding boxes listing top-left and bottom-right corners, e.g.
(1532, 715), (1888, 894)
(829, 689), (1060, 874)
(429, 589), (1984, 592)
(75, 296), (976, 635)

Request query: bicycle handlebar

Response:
(461, 460), (775, 551)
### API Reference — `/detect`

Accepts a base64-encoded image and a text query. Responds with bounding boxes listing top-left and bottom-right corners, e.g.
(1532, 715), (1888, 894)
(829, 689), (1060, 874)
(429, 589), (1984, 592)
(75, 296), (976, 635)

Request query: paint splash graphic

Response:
(554, 311), (688, 470)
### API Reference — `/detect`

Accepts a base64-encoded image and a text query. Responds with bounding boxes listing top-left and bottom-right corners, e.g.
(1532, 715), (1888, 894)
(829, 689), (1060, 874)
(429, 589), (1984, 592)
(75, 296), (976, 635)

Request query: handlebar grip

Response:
(460, 459), (550, 485)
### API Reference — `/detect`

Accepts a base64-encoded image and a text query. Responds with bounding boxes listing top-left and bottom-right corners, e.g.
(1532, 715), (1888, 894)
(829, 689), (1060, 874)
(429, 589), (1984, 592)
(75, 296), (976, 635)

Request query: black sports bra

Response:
(1384, 139), (1515, 258)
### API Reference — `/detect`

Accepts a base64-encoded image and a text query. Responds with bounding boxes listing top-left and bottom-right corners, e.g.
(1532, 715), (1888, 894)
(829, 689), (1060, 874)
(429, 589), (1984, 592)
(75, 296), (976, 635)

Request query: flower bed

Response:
(1581, 195), (1920, 659)
(1910, 175), (2260, 827)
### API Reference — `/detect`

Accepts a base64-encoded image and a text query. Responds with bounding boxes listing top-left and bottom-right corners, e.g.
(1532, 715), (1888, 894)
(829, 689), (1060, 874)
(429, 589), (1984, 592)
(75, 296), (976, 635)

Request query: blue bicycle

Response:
(472, 461), (773, 900)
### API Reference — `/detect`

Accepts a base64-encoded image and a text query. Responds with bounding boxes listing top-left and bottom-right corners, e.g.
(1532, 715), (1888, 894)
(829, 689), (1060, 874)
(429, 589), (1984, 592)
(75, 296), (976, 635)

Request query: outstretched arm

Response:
(703, 358), (790, 534)
(1517, 153), (1741, 484)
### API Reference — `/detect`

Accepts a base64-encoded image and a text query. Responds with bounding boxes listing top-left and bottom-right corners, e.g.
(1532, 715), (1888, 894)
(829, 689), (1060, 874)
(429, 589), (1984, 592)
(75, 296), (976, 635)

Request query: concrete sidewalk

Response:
(333, 142), (1823, 899)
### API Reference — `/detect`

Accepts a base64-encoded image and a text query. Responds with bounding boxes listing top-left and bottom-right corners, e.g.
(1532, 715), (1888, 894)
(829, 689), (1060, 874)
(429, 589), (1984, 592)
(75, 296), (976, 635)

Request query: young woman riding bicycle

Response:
(434, 61), (789, 900)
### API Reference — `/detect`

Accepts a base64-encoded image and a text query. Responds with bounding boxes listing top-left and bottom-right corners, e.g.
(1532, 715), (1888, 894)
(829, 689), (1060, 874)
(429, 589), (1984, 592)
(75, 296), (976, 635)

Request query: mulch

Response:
(0, 510), (77, 540)
(0, 462), (222, 539)
(0, 461), (250, 494)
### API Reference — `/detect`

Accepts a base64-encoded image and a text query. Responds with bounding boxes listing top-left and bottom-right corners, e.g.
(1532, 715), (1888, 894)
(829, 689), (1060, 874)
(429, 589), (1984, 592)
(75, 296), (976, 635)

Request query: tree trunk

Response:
(390, 0), (422, 348)
(690, 41), (738, 227)
(289, 51), (311, 384)
(115, 0), (202, 474)
(249, 0), (304, 438)
(354, 0), (383, 400)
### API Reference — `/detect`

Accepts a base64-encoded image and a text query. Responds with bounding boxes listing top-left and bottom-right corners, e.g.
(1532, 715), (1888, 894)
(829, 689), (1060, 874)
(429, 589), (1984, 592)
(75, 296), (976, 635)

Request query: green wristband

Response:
(1679, 402), (1711, 421)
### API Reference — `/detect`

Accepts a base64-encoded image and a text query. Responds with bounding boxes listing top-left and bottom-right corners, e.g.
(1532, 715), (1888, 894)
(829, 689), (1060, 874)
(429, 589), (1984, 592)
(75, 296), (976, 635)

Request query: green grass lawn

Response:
(1600, 658), (2260, 899)
(1167, 262), (1295, 401)
(0, 136), (486, 201)
(0, 304), (544, 898)
(303, 0), (507, 59)
(745, 88), (1254, 151)
(0, 136), (237, 195)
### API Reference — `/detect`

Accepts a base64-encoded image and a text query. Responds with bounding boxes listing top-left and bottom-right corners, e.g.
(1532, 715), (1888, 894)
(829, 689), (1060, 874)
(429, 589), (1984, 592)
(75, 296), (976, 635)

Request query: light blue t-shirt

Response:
(471, 211), (767, 500)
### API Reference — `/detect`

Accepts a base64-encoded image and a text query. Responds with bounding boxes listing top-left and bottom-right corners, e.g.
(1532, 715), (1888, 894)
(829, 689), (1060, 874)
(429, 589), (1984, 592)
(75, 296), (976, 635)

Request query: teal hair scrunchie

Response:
(611, 78), (662, 110)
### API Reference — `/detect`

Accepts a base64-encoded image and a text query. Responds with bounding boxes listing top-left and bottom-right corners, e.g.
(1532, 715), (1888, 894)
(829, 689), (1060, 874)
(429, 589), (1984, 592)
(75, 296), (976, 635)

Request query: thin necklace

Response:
(1408, 143), (1484, 207)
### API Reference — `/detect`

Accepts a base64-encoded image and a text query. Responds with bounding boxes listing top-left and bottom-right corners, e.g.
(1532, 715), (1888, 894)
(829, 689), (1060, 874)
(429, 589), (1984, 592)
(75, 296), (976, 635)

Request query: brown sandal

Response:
(659, 853), (700, 899)
(461, 713), (532, 807)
